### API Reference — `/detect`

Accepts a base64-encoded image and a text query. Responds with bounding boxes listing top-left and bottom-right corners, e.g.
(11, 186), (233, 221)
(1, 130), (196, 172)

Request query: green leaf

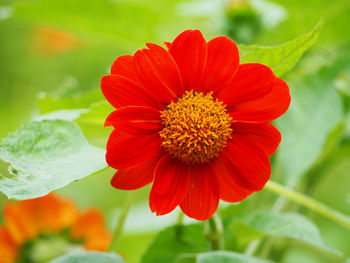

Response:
(75, 101), (114, 140)
(175, 251), (274, 263)
(0, 120), (107, 200)
(34, 109), (88, 121)
(238, 21), (322, 76)
(38, 88), (103, 114)
(230, 212), (341, 256)
(49, 251), (125, 263)
(277, 58), (344, 184)
(141, 224), (209, 263)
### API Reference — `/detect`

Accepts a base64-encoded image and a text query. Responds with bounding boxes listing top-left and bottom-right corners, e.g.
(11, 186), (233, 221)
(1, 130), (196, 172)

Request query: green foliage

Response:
(141, 224), (210, 263)
(49, 251), (125, 263)
(12, 0), (198, 50)
(75, 101), (114, 141)
(238, 22), (322, 76)
(225, 4), (262, 44)
(174, 251), (273, 263)
(38, 89), (103, 114)
(34, 109), (88, 121)
(231, 212), (341, 255)
(0, 120), (107, 200)
(277, 58), (344, 184)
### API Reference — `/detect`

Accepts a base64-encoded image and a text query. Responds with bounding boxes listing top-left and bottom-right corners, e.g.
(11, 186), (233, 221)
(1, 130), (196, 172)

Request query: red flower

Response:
(101, 30), (290, 220)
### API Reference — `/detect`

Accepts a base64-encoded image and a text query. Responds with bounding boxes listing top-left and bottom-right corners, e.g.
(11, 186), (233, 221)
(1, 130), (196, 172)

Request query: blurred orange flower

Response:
(0, 194), (111, 263)
(31, 26), (83, 56)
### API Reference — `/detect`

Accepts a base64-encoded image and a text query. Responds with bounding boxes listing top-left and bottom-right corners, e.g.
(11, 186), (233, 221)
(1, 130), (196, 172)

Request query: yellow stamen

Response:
(159, 90), (233, 164)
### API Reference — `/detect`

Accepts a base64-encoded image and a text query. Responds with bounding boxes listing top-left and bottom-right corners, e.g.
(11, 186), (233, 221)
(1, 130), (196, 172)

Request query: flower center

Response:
(159, 91), (233, 164)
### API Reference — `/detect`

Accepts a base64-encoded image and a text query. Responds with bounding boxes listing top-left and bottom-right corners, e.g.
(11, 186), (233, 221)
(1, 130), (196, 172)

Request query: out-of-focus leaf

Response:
(174, 251), (274, 263)
(12, 0), (186, 49)
(230, 212), (342, 256)
(75, 101), (114, 140)
(238, 22), (321, 76)
(49, 251), (125, 263)
(0, 120), (107, 200)
(33, 109), (88, 121)
(277, 59), (344, 184)
(38, 88), (103, 114)
(141, 224), (209, 263)
(334, 55), (350, 112)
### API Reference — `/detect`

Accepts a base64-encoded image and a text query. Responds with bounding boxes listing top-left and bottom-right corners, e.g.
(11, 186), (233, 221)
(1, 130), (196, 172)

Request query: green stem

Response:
(244, 239), (261, 256)
(175, 211), (185, 239)
(108, 191), (136, 252)
(204, 213), (224, 250)
(265, 181), (350, 230)
(177, 211), (184, 225)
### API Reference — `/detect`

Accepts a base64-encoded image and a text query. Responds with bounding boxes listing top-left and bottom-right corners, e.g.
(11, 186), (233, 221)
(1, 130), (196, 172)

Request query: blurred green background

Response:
(0, 0), (349, 262)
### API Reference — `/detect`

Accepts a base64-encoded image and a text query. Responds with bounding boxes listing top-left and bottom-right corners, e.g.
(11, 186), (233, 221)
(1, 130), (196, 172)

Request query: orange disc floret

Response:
(0, 194), (111, 263)
(159, 90), (233, 164)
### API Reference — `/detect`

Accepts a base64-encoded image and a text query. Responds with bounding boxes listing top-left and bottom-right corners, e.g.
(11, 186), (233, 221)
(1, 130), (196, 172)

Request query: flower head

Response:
(101, 30), (290, 220)
(0, 194), (111, 263)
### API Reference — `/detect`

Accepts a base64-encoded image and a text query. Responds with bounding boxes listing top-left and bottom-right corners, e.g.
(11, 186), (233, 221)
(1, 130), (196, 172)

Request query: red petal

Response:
(229, 77), (291, 122)
(180, 164), (219, 220)
(164, 41), (171, 49)
(202, 37), (239, 93)
(111, 154), (162, 190)
(134, 43), (184, 103)
(105, 106), (162, 135)
(222, 139), (271, 191)
(169, 30), (207, 91)
(231, 122), (281, 156)
(106, 131), (161, 169)
(212, 158), (253, 203)
(110, 55), (137, 81)
(149, 155), (191, 215)
(215, 63), (275, 106)
(101, 75), (162, 109)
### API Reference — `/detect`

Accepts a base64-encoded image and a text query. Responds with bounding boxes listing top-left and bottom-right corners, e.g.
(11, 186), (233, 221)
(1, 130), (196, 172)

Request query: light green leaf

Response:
(0, 120), (107, 200)
(75, 101), (114, 140)
(238, 22), (322, 76)
(34, 109), (88, 121)
(231, 213), (341, 256)
(38, 88), (103, 114)
(49, 251), (125, 263)
(277, 58), (344, 184)
(175, 251), (274, 263)
(141, 224), (209, 263)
